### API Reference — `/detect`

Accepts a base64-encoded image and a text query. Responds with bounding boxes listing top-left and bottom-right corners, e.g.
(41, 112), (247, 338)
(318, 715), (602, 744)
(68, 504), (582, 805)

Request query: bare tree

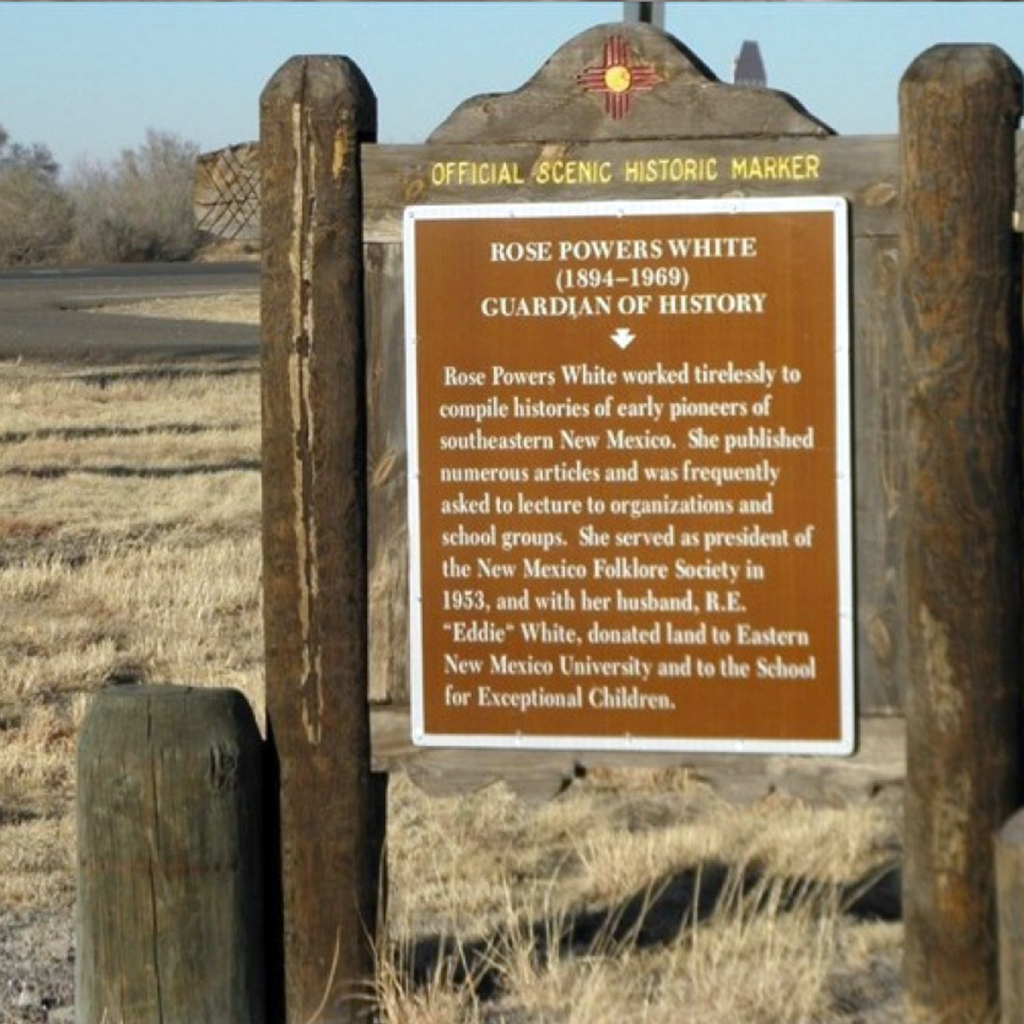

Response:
(67, 130), (200, 262)
(0, 124), (72, 265)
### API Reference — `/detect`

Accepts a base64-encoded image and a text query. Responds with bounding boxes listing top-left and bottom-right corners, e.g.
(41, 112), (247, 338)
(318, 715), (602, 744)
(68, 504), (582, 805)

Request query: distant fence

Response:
(193, 142), (260, 242)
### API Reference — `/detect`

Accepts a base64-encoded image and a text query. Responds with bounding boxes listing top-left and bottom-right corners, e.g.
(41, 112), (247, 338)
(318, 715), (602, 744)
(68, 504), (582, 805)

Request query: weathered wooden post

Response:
(260, 55), (386, 1024)
(900, 44), (1024, 1024)
(76, 685), (264, 1024)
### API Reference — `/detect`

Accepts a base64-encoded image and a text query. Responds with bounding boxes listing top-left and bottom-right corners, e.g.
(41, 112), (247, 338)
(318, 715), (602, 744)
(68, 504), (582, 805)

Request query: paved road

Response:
(0, 262), (259, 363)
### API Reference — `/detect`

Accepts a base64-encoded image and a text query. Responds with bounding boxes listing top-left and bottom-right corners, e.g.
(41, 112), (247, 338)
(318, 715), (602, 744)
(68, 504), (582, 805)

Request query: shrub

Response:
(0, 127), (73, 265)
(66, 130), (201, 262)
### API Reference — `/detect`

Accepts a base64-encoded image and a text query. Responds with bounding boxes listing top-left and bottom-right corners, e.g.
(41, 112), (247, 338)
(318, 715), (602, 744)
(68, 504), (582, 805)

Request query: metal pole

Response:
(624, 2), (665, 29)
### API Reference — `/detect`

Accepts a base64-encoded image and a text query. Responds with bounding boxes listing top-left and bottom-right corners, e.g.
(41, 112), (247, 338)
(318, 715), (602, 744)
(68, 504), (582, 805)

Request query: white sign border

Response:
(404, 196), (855, 756)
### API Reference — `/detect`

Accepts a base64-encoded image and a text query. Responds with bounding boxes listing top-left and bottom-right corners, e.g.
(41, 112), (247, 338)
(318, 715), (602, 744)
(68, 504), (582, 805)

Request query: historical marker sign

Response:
(405, 197), (853, 753)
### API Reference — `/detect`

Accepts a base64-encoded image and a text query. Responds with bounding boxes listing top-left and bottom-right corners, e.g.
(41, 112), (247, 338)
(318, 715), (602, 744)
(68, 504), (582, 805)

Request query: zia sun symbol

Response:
(577, 36), (662, 120)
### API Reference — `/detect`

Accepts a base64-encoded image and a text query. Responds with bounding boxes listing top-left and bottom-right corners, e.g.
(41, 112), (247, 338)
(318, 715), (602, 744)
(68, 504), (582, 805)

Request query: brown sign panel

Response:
(405, 198), (853, 753)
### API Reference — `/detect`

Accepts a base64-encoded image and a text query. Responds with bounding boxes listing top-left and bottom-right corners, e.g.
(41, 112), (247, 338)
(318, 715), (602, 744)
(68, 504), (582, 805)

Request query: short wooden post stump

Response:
(75, 685), (265, 1024)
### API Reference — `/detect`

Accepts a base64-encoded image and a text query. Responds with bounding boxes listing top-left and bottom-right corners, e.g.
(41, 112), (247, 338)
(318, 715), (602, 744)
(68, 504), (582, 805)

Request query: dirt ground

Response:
(1, 905), (75, 1023)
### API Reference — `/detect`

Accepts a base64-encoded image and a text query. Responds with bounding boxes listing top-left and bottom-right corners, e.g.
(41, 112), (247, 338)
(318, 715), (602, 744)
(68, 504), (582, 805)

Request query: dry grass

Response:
(0, 357), (264, 928)
(0, 320), (904, 1022)
(380, 770), (902, 1023)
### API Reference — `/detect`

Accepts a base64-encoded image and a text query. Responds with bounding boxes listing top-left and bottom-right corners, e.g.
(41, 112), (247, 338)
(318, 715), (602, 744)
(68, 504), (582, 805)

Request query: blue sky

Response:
(4, 2), (1024, 172)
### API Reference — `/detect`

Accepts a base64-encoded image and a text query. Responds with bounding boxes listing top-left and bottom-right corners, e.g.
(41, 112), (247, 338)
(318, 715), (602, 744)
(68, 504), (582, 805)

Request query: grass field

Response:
(0, 294), (904, 1023)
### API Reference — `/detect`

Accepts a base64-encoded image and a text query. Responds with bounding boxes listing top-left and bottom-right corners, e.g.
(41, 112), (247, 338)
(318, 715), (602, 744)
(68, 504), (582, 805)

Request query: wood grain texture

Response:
(361, 135), (900, 244)
(371, 707), (904, 805)
(75, 686), (264, 1024)
(429, 22), (832, 143)
(366, 241), (409, 704)
(260, 55), (384, 1024)
(899, 44), (1024, 1024)
(853, 235), (904, 714)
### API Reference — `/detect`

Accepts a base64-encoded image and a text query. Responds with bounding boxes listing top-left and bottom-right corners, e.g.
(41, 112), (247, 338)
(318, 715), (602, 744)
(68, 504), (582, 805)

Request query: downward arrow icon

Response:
(611, 327), (635, 350)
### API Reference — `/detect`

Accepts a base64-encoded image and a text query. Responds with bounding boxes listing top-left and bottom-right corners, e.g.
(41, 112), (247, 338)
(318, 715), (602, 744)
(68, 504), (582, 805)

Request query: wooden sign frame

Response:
(254, 25), (1024, 1024)
(404, 195), (854, 754)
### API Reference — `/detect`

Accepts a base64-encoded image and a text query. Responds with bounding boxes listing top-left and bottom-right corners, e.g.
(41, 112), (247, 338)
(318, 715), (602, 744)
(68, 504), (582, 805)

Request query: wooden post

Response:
(76, 685), (264, 1024)
(900, 45), (1024, 1024)
(260, 56), (385, 1024)
(997, 810), (1024, 1024)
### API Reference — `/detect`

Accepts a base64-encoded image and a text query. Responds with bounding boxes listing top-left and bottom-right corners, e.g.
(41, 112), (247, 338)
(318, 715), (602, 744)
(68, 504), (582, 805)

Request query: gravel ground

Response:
(0, 904), (75, 1024)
